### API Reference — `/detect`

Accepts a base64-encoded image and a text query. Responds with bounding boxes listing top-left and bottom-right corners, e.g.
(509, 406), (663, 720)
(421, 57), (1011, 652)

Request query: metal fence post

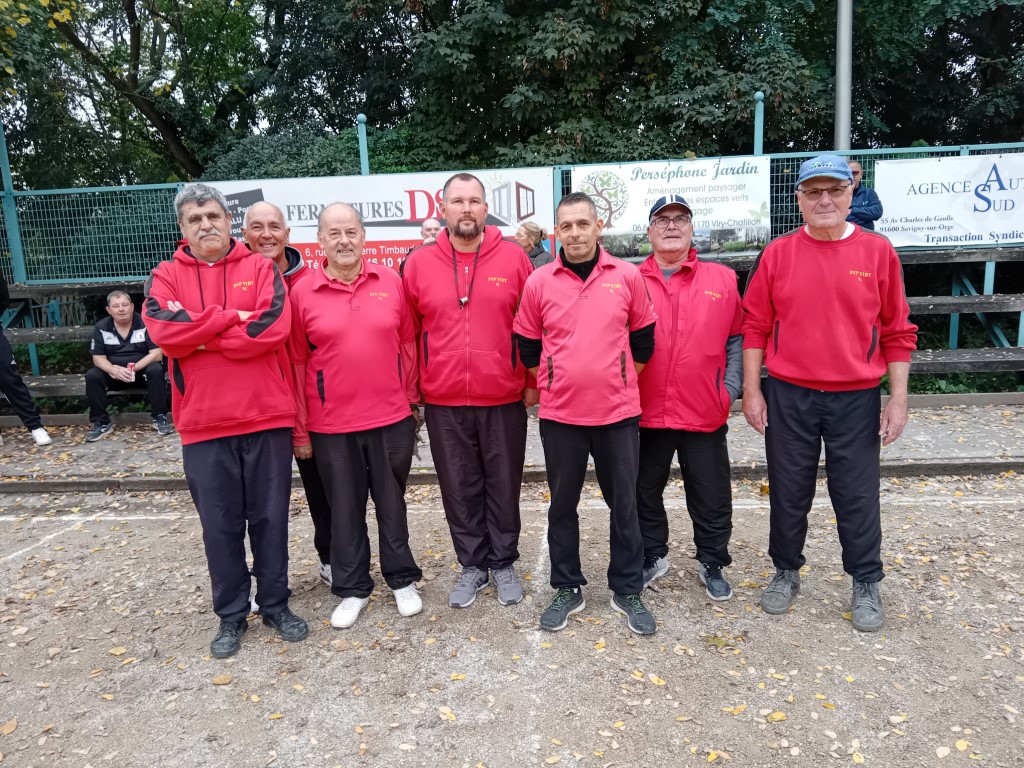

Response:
(357, 114), (370, 176)
(0, 120), (27, 282)
(753, 91), (765, 156)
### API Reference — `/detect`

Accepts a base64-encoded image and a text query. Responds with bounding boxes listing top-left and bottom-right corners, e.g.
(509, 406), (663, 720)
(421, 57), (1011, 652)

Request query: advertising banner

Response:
(874, 154), (1024, 247)
(208, 168), (555, 271)
(568, 156), (771, 260)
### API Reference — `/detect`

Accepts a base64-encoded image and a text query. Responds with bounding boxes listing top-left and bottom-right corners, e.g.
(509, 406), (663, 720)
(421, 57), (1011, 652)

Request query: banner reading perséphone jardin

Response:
(874, 154), (1024, 248)
(568, 157), (771, 260)
(208, 168), (555, 271)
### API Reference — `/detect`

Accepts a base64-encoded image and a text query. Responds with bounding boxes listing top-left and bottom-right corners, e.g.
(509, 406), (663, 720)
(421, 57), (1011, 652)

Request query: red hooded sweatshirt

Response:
(402, 226), (534, 406)
(143, 239), (295, 445)
(638, 250), (743, 431)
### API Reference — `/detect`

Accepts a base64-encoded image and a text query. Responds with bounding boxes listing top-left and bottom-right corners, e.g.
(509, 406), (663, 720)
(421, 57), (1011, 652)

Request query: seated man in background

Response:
(85, 290), (172, 441)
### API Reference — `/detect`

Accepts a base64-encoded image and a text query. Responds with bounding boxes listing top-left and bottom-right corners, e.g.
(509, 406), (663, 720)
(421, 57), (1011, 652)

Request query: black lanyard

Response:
(452, 240), (482, 310)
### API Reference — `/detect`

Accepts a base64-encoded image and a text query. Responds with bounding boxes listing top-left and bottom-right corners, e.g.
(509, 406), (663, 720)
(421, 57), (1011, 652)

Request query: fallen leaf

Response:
(398, 744), (415, 751)
(766, 711), (786, 722)
(648, 674), (666, 686)
(109, 647), (127, 656)
(11, 627), (27, 637)
(630, 670), (644, 680)
(956, 740), (970, 752)
(852, 753), (864, 764)
(250, 694), (260, 703)
(354, 725), (363, 734)
(544, 758), (561, 765)
(450, 673), (466, 681)
(101, 694), (113, 701)
(424, 638), (437, 645)
(0, 720), (15, 736)
(936, 747), (950, 758)
(267, 713), (284, 720)
(212, 675), (232, 686)
(722, 704), (747, 716)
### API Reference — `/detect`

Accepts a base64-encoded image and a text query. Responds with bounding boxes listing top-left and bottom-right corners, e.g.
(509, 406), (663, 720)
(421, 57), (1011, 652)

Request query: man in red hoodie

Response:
(636, 195), (743, 602)
(242, 201), (333, 590)
(402, 173), (535, 609)
(144, 184), (309, 659)
(742, 154), (918, 633)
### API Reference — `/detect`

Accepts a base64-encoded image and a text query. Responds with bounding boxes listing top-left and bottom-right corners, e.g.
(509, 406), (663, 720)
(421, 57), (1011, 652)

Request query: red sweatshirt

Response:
(402, 226), (534, 406)
(742, 226), (918, 391)
(513, 249), (657, 426)
(143, 239), (295, 445)
(289, 261), (418, 444)
(638, 251), (743, 431)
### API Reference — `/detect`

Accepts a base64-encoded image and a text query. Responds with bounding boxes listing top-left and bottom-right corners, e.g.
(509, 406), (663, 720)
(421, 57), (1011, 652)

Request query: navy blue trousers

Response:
(182, 427), (293, 622)
(0, 331), (43, 431)
(765, 377), (884, 582)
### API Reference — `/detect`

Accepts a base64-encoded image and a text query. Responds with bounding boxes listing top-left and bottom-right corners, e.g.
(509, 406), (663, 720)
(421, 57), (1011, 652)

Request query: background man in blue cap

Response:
(741, 154), (917, 633)
(634, 195), (743, 602)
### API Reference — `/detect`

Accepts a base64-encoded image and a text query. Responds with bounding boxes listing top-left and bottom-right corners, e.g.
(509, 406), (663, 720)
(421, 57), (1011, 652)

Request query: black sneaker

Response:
(262, 607), (309, 642)
(539, 587), (585, 631)
(611, 593), (657, 635)
(642, 555), (669, 588)
(210, 619), (247, 658)
(153, 414), (175, 436)
(85, 422), (113, 442)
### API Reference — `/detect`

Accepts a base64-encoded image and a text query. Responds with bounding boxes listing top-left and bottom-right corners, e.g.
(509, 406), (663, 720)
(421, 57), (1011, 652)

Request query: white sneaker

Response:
(31, 428), (52, 446)
(319, 563), (332, 587)
(393, 585), (423, 618)
(330, 597), (369, 629)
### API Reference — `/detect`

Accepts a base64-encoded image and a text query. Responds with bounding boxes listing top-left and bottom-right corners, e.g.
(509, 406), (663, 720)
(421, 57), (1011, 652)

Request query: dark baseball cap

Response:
(648, 195), (692, 221)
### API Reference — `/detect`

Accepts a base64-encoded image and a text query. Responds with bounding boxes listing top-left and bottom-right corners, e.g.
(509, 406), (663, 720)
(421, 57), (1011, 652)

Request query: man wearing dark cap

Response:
(635, 196), (743, 601)
(742, 154), (917, 633)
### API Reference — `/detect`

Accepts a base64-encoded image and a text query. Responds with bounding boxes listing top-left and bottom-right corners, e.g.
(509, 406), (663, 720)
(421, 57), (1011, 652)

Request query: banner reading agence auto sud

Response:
(874, 154), (1024, 248)
(568, 157), (771, 260)
(208, 168), (555, 271)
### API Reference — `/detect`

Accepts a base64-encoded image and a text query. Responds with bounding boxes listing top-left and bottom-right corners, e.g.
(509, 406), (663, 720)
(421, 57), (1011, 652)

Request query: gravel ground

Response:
(1, 474), (1022, 767)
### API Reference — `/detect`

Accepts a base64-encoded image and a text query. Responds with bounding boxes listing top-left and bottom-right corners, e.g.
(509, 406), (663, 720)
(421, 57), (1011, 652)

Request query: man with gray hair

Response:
(85, 289), (171, 441)
(144, 183), (309, 658)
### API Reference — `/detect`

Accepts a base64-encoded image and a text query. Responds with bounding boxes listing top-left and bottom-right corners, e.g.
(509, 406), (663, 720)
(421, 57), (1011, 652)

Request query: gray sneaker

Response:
(449, 566), (489, 608)
(642, 555), (669, 588)
(851, 579), (885, 632)
(760, 568), (800, 614)
(699, 562), (734, 601)
(492, 566), (524, 606)
(85, 422), (113, 442)
(539, 587), (585, 631)
(610, 593), (657, 635)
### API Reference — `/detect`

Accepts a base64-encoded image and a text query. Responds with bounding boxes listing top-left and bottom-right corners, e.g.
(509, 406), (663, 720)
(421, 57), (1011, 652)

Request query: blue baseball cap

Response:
(649, 194), (692, 221)
(796, 154), (853, 188)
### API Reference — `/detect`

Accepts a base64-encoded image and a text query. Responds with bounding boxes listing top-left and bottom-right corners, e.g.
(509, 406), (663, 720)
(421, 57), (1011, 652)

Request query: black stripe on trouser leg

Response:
(426, 402), (527, 570)
(182, 427), (293, 623)
(312, 417), (421, 598)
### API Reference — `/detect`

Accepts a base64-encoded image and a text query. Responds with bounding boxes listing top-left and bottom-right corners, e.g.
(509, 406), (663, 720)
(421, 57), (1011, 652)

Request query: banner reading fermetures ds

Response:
(875, 155), (1024, 248)
(568, 157), (771, 259)
(208, 168), (555, 271)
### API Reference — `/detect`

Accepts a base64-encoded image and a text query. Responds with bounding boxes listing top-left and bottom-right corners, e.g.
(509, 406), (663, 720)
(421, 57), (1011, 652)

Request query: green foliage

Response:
(12, 342), (91, 374)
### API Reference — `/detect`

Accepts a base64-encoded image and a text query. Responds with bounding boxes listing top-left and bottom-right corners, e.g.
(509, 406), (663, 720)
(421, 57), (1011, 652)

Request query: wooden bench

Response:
(19, 373), (157, 399)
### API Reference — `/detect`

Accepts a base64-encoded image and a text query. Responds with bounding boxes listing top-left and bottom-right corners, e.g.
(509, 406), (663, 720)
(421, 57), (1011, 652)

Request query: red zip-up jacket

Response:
(513, 249), (658, 426)
(402, 226), (534, 406)
(143, 239), (295, 445)
(638, 250), (742, 431)
(742, 226), (917, 391)
(289, 261), (418, 443)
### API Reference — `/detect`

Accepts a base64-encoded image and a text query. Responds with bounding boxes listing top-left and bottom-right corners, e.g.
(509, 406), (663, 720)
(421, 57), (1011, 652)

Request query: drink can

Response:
(127, 362), (136, 382)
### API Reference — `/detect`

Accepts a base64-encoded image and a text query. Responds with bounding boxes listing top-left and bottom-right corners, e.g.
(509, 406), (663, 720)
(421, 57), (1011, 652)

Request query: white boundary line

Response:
(1, 519), (83, 562)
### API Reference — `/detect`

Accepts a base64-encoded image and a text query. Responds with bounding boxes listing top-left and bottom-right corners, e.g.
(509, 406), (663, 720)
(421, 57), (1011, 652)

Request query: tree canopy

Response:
(1, 0), (1021, 187)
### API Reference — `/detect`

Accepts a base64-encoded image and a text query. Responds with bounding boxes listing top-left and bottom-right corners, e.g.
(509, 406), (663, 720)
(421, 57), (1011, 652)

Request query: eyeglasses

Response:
(797, 185), (851, 201)
(851, 171), (863, 176)
(651, 214), (691, 229)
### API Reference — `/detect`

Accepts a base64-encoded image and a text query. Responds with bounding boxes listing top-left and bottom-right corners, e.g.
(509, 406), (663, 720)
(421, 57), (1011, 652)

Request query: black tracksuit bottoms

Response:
(765, 376), (884, 583)
(540, 417), (644, 596)
(0, 331), (44, 432)
(636, 424), (733, 566)
(295, 455), (332, 565)
(311, 416), (422, 599)
(85, 362), (169, 423)
(182, 427), (293, 623)
(425, 401), (527, 571)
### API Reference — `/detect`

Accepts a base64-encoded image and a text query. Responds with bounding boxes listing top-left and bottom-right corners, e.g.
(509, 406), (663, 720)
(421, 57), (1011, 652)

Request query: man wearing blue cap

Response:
(635, 195), (743, 602)
(741, 154), (917, 632)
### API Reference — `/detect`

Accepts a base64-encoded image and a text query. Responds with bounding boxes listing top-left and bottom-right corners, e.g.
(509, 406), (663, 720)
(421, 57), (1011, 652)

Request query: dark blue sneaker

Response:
(85, 422), (113, 442)
(699, 562), (734, 601)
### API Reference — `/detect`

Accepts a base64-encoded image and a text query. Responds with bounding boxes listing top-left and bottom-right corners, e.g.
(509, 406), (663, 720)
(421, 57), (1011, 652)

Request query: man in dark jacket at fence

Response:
(846, 160), (883, 230)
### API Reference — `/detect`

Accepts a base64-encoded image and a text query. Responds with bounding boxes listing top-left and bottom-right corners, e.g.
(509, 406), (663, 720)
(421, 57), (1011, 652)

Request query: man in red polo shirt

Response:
(636, 195), (743, 601)
(514, 192), (659, 636)
(290, 202), (423, 629)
